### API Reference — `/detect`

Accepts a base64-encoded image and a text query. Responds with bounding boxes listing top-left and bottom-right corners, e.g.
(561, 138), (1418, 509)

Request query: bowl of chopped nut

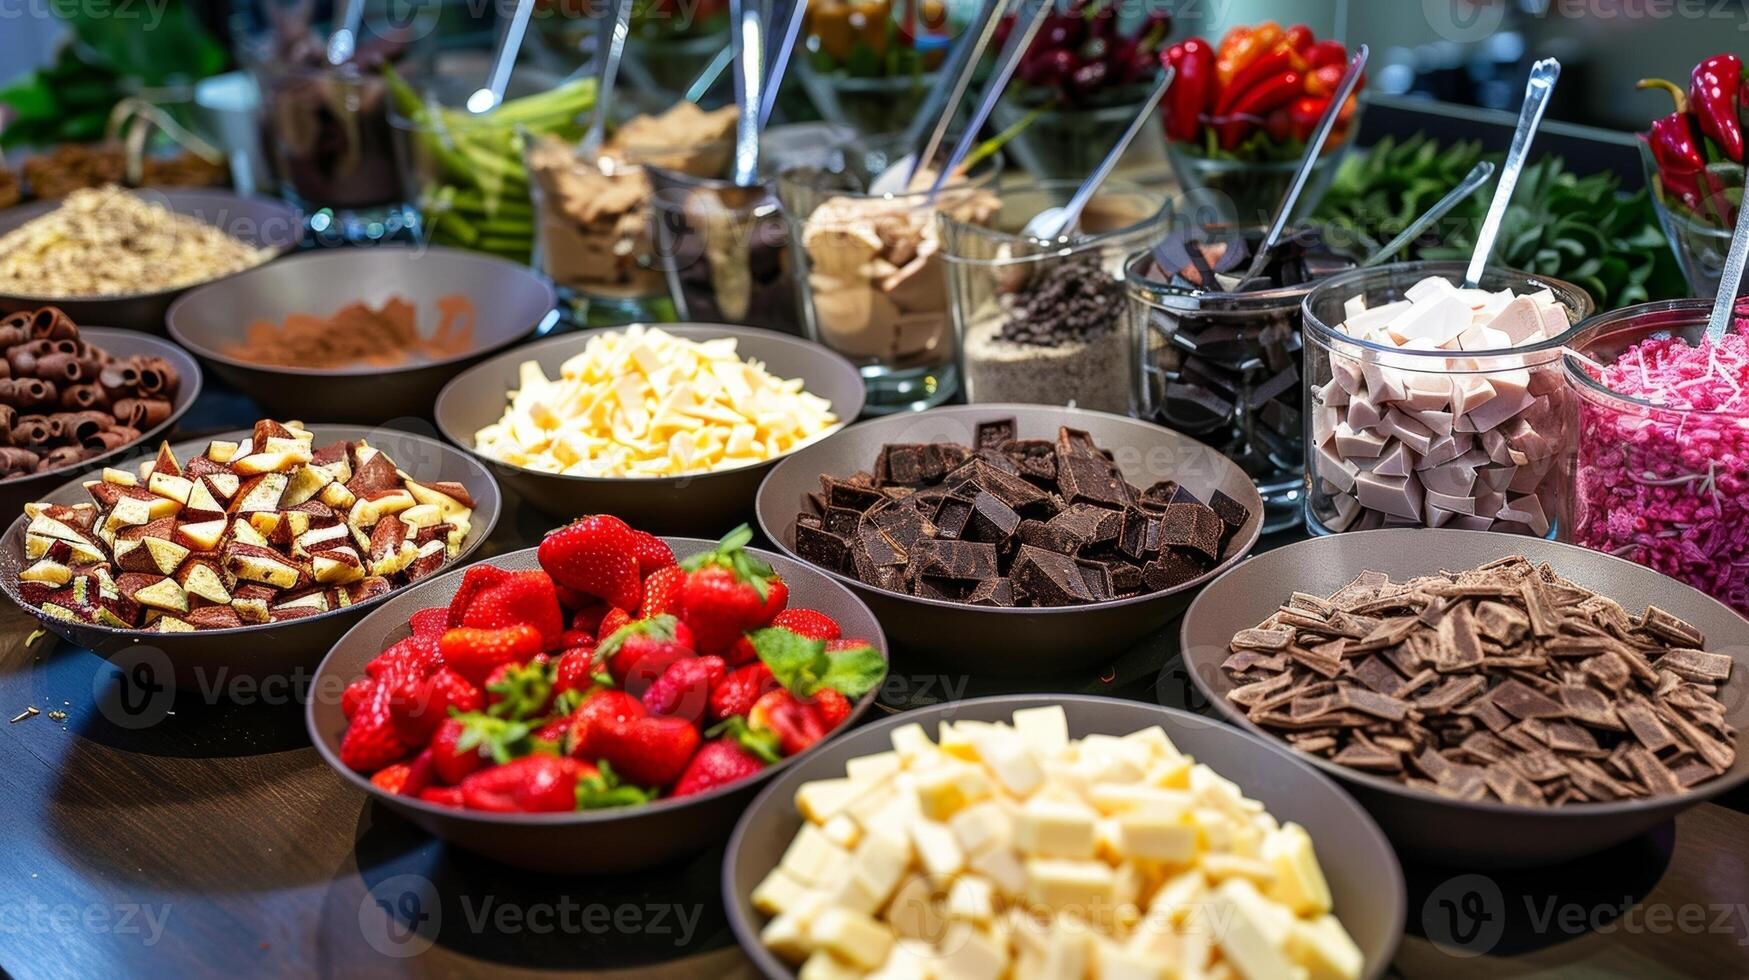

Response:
(0, 421), (499, 689)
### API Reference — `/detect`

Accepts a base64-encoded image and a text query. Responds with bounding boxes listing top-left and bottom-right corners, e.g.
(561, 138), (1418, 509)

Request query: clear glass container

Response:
(646, 167), (800, 334)
(1301, 261), (1594, 537)
(777, 134), (1004, 413)
(1640, 140), (1734, 299)
(991, 90), (1167, 181)
(1163, 101), (1362, 227)
(940, 178), (1167, 414)
(1563, 299), (1749, 615)
(1125, 226), (1356, 533)
(793, 63), (942, 136)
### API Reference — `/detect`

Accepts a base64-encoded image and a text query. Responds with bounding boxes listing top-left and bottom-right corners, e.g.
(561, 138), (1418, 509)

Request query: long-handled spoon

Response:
(868, 0), (1008, 195)
(1233, 44), (1368, 289)
(1022, 66), (1175, 241)
(728, 0), (768, 186)
(1704, 176), (1749, 342)
(926, 0), (1052, 201)
(758, 0), (808, 128)
(686, 46), (736, 103)
(468, 0), (538, 113)
(579, 0), (635, 160)
(1359, 160), (1495, 267)
(325, 0), (365, 66)
(1463, 57), (1560, 287)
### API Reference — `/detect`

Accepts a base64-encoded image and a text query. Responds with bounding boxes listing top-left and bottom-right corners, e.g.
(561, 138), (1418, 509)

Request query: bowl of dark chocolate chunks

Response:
(755, 404), (1263, 674)
(1180, 528), (1749, 868)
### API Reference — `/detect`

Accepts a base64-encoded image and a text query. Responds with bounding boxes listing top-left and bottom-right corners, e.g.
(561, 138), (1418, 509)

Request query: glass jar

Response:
(1125, 226), (1357, 533)
(778, 134), (1004, 413)
(1640, 140), (1734, 299)
(941, 179), (1167, 414)
(1301, 261), (1594, 537)
(646, 167), (799, 333)
(991, 90), (1168, 181)
(1162, 101), (1361, 227)
(1564, 299), (1749, 615)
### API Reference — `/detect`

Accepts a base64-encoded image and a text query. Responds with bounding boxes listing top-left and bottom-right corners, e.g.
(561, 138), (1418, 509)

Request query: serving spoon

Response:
(578, 0), (635, 161)
(1021, 66), (1175, 241)
(1704, 173), (1749, 342)
(926, 0), (1053, 202)
(1359, 160), (1495, 267)
(866, 0), (1008, 196)
(1463, 57), (1561, 287)
(467, 0), (538, 113)
(728, 0), (768, 186)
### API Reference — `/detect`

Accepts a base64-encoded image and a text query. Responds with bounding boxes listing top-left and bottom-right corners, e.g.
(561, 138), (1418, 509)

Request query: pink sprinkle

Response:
(1572, 317), (1749, 615)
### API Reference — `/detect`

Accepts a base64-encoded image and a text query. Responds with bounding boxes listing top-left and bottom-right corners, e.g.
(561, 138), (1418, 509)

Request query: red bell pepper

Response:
(1161, 38), (1216, 143)
(1216, 22), (1282, 88)
(1219, 70), (1302, 149)
(1289, 95), (1328, 143)
(1690, 53), (1745, 162)
(1215, 47), (1298, 115)
(1304, 39), (1347, 70)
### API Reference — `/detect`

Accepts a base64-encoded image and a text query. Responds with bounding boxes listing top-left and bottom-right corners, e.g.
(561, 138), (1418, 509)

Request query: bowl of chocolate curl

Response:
(1180, 529), (1749, 868)
(167, 246), (556, 424)
(755, 404), (1263, 674)
(0, 420), (500, 688)
(0, 306), (200, 518)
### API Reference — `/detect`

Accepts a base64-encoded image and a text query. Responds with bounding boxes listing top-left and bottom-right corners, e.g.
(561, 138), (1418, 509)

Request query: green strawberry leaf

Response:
(551, 687), (585, 718)
(751, 628), (886, 700)
(485, 658), (556, 721)
(575, 759), (658, 809)
(593, 614), (680, 669)
(454, 714), (534, 765)
(816, 644), (887, 699)
(707, 715), (782, 764)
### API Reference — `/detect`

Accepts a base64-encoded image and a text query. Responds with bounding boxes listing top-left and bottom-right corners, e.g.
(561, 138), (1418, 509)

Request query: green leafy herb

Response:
(753, 629), (886, 699)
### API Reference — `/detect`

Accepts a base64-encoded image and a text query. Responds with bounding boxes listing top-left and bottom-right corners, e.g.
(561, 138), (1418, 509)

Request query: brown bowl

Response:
(0, 327), (201, 520)
(0, 188), (302, 333)
(0, 425), (500, 689)
(1180, 529), (1749, 868)
(306, 539), (889, 874)
(433, 324), (866, 535)
(166, 246), (557, 425)
(724, 694), (1405, 980)
(754, 404), (1263, 675)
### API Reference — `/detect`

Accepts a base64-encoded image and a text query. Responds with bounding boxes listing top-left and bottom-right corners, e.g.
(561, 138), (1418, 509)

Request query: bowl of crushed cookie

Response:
(168, 245), (555, 424)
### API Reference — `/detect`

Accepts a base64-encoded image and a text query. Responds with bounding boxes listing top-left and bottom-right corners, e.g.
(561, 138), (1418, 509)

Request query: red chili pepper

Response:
(1289, 95), (1328, 143)
(1215, 47), (1297, 115)
(1690, 53), (1745, 162)
(1642, 111), (1714, 218)
(1219, 70), (1302, 149)
(1305, 39), (1347, 70)
(1280, 24), (1315, 55)
(1161, 38), (1216, 143)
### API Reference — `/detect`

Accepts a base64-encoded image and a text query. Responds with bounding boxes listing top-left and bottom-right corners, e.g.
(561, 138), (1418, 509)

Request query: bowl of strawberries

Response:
(306, 516), (889, 874)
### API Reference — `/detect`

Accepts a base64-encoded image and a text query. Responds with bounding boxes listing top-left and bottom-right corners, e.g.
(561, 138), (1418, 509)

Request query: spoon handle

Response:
(759, 0), (809, 128)
(1361, 160), (1495, 267)
(326, 0), (365, 66)
(904, 0), (1006, 186)
(1705, 174), (1749, 342)
(1464, 57), (1560, 286)
(929, 0), (1052, 201)
(580, 0), (634, 158)
(1044, 66), (1176, 240)
(483, 0), (538, 110)
(730, 0), (767, 186)
(1238, 45), (1368, 286)
(686, 47), (736, 104)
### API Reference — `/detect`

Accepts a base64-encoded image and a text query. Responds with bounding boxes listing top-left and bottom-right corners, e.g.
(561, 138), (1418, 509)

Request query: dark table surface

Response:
(2, 377), (1747, 979)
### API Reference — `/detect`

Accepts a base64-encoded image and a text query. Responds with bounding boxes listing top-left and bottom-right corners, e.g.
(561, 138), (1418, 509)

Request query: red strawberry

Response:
(672, 738), (768, 797)
(597, 615), (696, 696)
(483, 653), (555, 719)
(340, 681), (413, 772)
(535, 712), (575, 742)
(567, 690), (647, 761)
(642, 655), (726, 724)
(366, 634), (441, 682)
(459, 756), (588, 812)
(771, 608), (841, 641)
(629, 531), (677, 573)
(342, 676), (374, 719)
(710, 662), (777, 722)
(553, 647), (598, 697)
(429, 717), (487, 785)
(749, 689), (833, 756)
(439, 624), (544, 686)
(371, 763), (415, 794)
(388, 667), (483, 744)
(597, 607), (632, 642)
(826, 637), (876, 652)
(592, 715), (700, 787)
(538, 515), (644, 611)
(811, 688), (852, 729)
(420, 786), (465, 807)
(570, 601), (611, 634)
(454, 569), (564, 647)
(679, 526), (787, 655)
(445, 564), (509, 629)
(554, 583), (592, 611)
(556, 629), (597, 651)
(409, 607), (449, 639)
(638, 564), (687, 618)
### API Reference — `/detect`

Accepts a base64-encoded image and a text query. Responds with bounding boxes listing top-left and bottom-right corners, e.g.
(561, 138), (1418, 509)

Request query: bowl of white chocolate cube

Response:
(724, 695), (1404, 980)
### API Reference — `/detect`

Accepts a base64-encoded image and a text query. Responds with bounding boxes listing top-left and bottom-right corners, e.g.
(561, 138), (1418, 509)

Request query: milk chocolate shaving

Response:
(1223, 555), (1737, 805)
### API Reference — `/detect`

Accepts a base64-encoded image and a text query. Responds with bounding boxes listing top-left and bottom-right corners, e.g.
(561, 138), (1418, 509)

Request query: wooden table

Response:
(3, 413), (1747, 977)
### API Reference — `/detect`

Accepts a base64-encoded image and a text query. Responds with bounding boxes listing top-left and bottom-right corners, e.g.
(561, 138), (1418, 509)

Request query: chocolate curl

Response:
(0, 377), (56, 410)
(0, 359), (9, 381)
(112, 397), (171, 429)
(29, 307), (78, 341)
(8, 342), (44, 378)
(0, 326), (22, 350)
(51, 411), (111, 447)
(60, 382), (108, 411)
(127, 355), (177, 398)
(10, 414), (51, 447)
(98, 363), (140, 399)
(37, 445), (87, 471)
(87, 426), (138, 452)
(0, 404), (12, 443)
(34, 351), (91, 385)
(0, 446), (39, 476)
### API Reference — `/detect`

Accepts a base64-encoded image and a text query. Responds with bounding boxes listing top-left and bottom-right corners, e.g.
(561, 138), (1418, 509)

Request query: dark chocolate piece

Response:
(975, 418), (1017, 451)
(1158, 502), (1225, 562)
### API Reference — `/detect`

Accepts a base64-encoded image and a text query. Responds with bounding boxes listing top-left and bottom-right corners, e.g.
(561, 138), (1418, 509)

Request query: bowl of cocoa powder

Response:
(167, 245), (554, 424)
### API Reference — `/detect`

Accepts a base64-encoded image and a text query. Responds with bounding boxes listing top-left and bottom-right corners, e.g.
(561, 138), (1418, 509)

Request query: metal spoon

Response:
(1704, 177), (1749, 342)
(325, 0), (365, 66)
(579, 0), (635, 160)
(1464, 57), (1560, 287)
(467, 0), (537, 113)
(1359, 160), (1495, 267)
(685, 46), (736, 103)
(867, 0), (1006, 196)
(1233, 44), (1368, 290)
(1021, 66), (1175, 241)
(927, 0), (1053, 201)
(728, 0), (767, 186)
(759, 0), (808, 128)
